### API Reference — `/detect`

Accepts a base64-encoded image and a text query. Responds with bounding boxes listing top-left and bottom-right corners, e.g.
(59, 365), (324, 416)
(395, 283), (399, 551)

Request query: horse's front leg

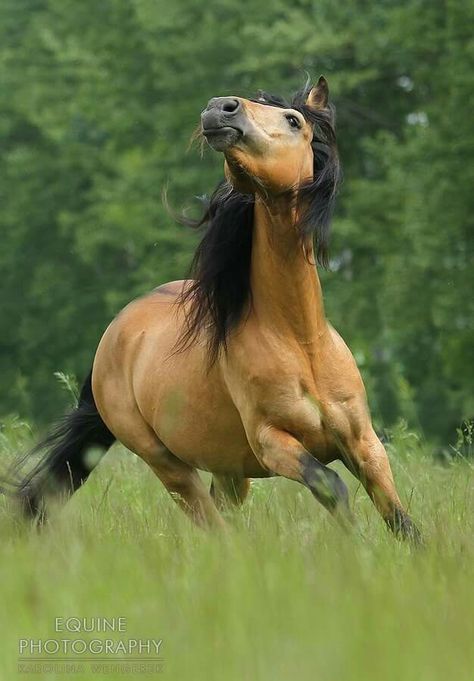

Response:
(330, 412), (422, 543)
(250, 425), (354, 529)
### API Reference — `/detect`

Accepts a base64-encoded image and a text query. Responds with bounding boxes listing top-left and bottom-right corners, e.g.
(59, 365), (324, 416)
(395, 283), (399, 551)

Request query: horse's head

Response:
(201, 77), (333, 196)
(177, 79), (340, 361)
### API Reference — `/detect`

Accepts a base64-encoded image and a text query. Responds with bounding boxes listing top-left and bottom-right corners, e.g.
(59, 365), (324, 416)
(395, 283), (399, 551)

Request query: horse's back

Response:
(94, 280), (188, 379)
(152, 279), (190, 299)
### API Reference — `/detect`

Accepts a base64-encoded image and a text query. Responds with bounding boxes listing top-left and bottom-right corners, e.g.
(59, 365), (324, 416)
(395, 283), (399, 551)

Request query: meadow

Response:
(0, 418), (473, 681)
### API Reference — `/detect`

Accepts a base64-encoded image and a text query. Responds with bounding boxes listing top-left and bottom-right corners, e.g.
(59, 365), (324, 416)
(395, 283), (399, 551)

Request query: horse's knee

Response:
(349, 437), (405, 518)
(301, 453), (350, 512)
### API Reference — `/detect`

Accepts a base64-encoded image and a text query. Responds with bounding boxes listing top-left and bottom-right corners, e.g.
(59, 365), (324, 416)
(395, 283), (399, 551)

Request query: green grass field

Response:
(1, 418), (473, 681)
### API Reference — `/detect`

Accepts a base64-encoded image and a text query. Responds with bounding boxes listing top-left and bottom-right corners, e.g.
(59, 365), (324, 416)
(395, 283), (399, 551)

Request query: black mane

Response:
(176, 83), (341, 363)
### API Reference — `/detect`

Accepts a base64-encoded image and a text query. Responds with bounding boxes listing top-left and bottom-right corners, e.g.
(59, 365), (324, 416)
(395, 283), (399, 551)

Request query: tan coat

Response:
(92, 80), (420, 541)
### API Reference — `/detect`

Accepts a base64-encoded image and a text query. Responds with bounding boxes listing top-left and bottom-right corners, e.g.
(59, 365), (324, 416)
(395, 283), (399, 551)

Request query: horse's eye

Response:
(286, 114), (301, 129)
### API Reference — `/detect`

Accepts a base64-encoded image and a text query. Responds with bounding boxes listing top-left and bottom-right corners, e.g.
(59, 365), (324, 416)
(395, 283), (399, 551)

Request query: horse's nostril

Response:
(204, 97), (241, 119)
(222, 99), (240, 114)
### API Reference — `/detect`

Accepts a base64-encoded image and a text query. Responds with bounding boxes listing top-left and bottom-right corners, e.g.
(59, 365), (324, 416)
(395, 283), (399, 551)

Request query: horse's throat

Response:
(250, 200), (326, 343)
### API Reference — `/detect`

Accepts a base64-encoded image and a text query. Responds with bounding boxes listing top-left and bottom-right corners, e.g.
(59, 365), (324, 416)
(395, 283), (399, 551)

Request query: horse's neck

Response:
(250, 197), (326, 344)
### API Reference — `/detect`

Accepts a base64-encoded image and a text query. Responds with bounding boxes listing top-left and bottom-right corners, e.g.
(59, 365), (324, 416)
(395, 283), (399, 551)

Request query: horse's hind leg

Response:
(107, 413), (226, 529)
(210, 474), (250, 510)
(139, 446), (226, 529)
(94, 372), (225, 529)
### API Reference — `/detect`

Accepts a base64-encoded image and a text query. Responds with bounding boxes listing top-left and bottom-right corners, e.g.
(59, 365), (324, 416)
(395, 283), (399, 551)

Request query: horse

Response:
(9, 76), (420, 542)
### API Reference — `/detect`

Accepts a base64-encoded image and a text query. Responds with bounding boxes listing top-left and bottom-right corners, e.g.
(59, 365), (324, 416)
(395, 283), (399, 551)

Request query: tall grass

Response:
(1, 422), (473, 680)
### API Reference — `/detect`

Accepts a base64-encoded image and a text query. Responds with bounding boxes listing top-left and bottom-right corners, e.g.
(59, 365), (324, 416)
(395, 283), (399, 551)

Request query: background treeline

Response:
(0, 0), (472, 443)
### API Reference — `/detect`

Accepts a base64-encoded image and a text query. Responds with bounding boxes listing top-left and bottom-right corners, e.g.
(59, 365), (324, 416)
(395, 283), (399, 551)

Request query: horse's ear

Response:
(305, 76), (329, 110)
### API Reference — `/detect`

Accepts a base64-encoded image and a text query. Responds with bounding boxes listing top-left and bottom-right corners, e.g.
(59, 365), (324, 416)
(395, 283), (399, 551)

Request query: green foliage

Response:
(0, 0), (472, 441)
(1, 428), (474, 680)
(53, 371), (79, 406)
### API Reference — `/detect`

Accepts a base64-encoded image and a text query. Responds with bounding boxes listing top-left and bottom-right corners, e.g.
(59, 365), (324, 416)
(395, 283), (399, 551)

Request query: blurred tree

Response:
(0, 0), (471, 441)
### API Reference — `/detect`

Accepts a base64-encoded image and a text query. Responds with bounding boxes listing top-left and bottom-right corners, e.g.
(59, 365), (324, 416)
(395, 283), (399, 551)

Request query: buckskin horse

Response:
(9, 77), (420, 542)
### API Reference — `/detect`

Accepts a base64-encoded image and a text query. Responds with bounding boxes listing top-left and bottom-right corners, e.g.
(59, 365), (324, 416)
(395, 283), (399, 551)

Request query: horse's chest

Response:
(227, 350), (342, 461)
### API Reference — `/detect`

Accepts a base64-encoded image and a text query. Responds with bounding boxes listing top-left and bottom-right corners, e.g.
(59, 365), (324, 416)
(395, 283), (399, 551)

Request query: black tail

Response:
(3, 371), (115, 520)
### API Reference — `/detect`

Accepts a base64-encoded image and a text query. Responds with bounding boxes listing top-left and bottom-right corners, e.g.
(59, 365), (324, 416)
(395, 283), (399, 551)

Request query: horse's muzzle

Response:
(201, 97), (244, 151)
